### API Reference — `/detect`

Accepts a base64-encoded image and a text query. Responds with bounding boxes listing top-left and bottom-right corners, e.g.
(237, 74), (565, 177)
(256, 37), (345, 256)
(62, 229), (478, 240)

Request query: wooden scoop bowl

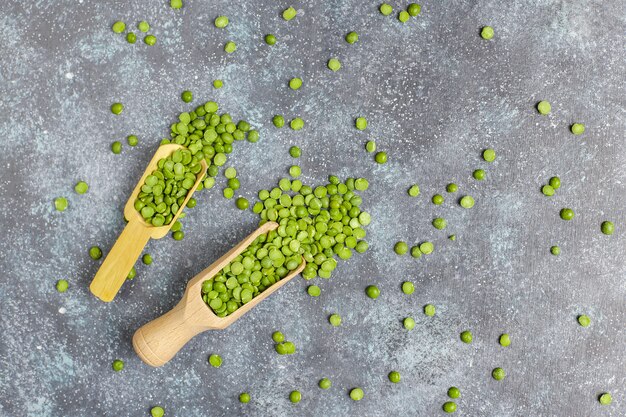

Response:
(89, 144), (207, 302)
(132, 221), (306, 367)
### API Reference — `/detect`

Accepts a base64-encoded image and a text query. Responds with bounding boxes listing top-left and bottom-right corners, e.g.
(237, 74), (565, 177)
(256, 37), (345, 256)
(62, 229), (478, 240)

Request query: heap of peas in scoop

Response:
(134, 100), (258, 231)
(201, 175), (371, 316)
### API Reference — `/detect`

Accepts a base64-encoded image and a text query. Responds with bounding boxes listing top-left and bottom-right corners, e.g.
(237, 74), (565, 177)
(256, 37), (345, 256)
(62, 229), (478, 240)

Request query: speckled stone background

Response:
(0, 0), (625, 416)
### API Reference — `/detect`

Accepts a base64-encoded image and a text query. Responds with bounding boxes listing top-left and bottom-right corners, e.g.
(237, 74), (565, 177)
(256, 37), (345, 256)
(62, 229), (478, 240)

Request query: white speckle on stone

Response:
(58, 307), (66, 314)
(65, 72), (74, 79)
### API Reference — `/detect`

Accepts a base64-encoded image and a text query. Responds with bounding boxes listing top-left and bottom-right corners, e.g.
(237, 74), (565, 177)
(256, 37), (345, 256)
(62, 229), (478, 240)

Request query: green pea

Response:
(537, 101), (551, 115)
(127, 135), (138, 146)
(223, 188), (234, 199)
(126, 32), (136, 43)
(483, 148), (496, 162)
(571, 123), (585, 135)
(126, 267), (136, 280)
(473, 169), (486, 180)
(366, 140), (376, 153)
(74, 181), (88, 194)
(345, 31), (359, 44)
(380, 4), (393, 15)
(213, 79), (223, 89)
(460, 330), (473, 344)
(449, 234), (456, 241)
(56, 279), (68, 293)
(224, 41), (237, 53)
(398, 10), (410, 22)
(307, 285), (321, 297)
(289, 165), (301, 178)
(481, 26), (494, 40)
(410, 246), (422, 258)
(443, 401), (457, 413)
(181, 90), (193, 103)
(432, 218), (447, 230)
(446, 183), (458, 193)
(150, 406), (165, 417)
(375, 151), (388, 164)
(394, 241), (408, 255)
(560, 208), (574, 221)
(403, 317), (415, 330)
(112, 21), (126, 33)
(142, 254), (153, 265)
(282, 7), (297, 21)
(366, 285), (380, 299)
(138, 21), (150, 32)
(424, 304), (435, 316)
(327, 58), (341, 72)
(401, 281), (414, 295)
(492, 367), (505, 381)
(577, 314), (590, 327)
(224, 167), (237, 179)
(265, 34), (276, 45)
(447, 387), (460, 399)
(432, 194), (444, 205)
(172, 230), (184, 240)
(112, 359), (124, 371)
(329, 314), (342, 327)
(272, 331), (285, 343)
(209, 354), (222, 367)
(289, 146), (301, 158)
(289, 78), (303, 90)
(550, 246), (560, 256)
(388, 371), (401, 383)
(236, 197), (249, 210)
(170, 0), (183, 8)
(460, 195), (474, 209)
(542, 185), (555, 196)
(272, 115), (285, 128)
(111, 141), (122, 154)
(601, 221), (614, 235)
(54, 197), (68, 212)
(144, 35), (157, 46)
(318, 378), (332, 389)
(275, 341), (296, 355)
(355, 117), (367, 130)
(419, 241), (434, 255)
(89, 246), (102, 260)
(499, 333), (511, 347)
(349, 388), (364, 401)
(599, 393), (612, 405)
(407, 3), (421, 16)
(214, 16), (229, 28)
(111, 103), (124, 115)
(239, 392), (251, 403)
(290, 118), (304, 130)
(289, 390), (301, 403)
(408, 184), (420, 197)
(549, 176), (561, 189)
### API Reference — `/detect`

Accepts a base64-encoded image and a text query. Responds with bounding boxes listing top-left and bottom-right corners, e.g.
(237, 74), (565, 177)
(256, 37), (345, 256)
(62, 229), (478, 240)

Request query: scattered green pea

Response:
(142, 254), (153, 265)
(447, 387), (460, 399)
(282, 7), (297, 21)
(181, 90), (193, 103)
(473, 169), (486, 181)
(112, 21), (126, 33)
(599, 393), (612, 405)
(74, 181), (88, 194)
(550, 246), (561, 256)
(144, 35), (157, 46)
(407, 3), (421, 16)
(150, 406), (165, 417)
(460, 330), (473, 344)
(54, 197), (68, 211)
(275, 341), (296, 355)
(443, 401), (457, 413)
(172, 230), (184, 240)
(419, 241), (434, 255)
(89, 246), (102, 260)
(272, 115), (285, 128)
(379, 3), (393, 16)
(111, 103), (124, 115)
(542, 185), (555, 196)
(126, 32), (136, 43)
(601, 221), (614, 235)
(492, 367), (505, 381)
(214, 16), (229, 28)
(127, 135), (138, 146)
(56, 279), (68, 293)
(138, 21), (150, 33)
(537, 101), (551, 115)
(403, 317), (415, 330)
(394, 241), (408, 255)
(265, 34), (276, 45)
(224, 41), (237, 53)
(307, 285), (321, 297)
(272, 331), (284, 343)
(366, 140), (376, 153)
(549, 176), (561, 189)
(408, 184), (420, 197)
(366, 285), (380, 299)
(460, 195), (474, 208)
(401, 281), (414, 295)
(398, 10), (410, 23)
(327, 58), (341, 72)
(481, 26), (494, 40)
(345, 31), (359, 44)
(355, 117), (367, 131)
(111, 141), (122, 154)
(499, 333), (511, 347)
(289, 390), (301, 403)
(289, 146), (301, 158)
(290, 117), (304, 130)
(319, 378), (332, 389)
(577, 314), (590, 327)
(170, 0), (183, 9)
(209, 354), (222, 367)
(213, 79), (223, 89)
(560, 208), (575, 221)
(329, 314), (342, 327)
(289, 77), (303, 90)
(424, 304), (435, 316)
(432, 194), (444, 205)
(446, 183), (458, 193)
(349, 388), (364, 401)
(410, 246), (422, 258)
(483, 148), (496, 162)
(571, 123), (585, 135)
(388, 371), (401, 383)
(239, 392), (250, 403)
(236, 197), (249, 210)
(449, 234), (456, 241)
(289, 165), (301, 178)
(112, 359), (124, 371)
(126, 266), (136, 280)
(432, 217), (447, 230)
(375, 151), (388, 164)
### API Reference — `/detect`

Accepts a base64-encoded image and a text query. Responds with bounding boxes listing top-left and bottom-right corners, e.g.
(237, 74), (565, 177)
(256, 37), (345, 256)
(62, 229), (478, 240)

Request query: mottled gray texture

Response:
(0, 0), (625, 416)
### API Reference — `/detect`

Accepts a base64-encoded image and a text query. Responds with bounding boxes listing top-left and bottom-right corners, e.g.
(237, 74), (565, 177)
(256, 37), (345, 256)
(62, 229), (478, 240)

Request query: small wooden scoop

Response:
(132, 221), (306, 367)
(90, 144), (207, 302)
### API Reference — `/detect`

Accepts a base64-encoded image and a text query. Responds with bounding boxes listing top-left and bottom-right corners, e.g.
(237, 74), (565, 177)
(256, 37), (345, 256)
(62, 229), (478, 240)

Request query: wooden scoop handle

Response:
(89, 219), (151, 302)
(133, 295), (212, 367)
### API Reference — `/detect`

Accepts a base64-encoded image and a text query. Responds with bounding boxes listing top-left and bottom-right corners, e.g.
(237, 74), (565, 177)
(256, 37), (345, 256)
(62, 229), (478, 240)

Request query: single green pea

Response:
(74, 181), (89, 194)
(55, 197), (68, 211)
(209, 354), (222, 367)
(379, 3), (393, 16)
(388, 371), (401, 383)
(289, 165), (301, 178)
(327, 58), (341, 72)
(223, 188), (234, 199)
(112, 359), (124, 372)
(111, 141), (122, 154)
(112, 21), (126, 33)
(289, 146), (301, 158)
(447, 387), (460, 399)
(307, 285), (321, 297)
(560, 208), (575, 221)
(126, 32), (136, 43)
(142, 254), (153, 265)
(289, 77), (303, 90)
(481, 26), (494, 40)
(111, 103), (124, 115)
(144, 35), (157, 46)
(542, 185), (555, 196)
(349, 388), (364, 401)
(460, 195), (475, 209)
(571, 123), (585, 135)
(401, 281), (414, 295)
(473, 169), (486, 181)
(213, 79), (223, 89)
(601, 221), (614, 235)
(329, 314), (342, 327)
(290, 118), (304, 130)
(549, 176), (561, 189)
(56, 279), (69, 293)
(187, 198), (197, 208)
(394, 241), (408, 255)
(408, 184), (420, 197)
(272, 115), (285, 128)
(432, 218), (447, 230)
(239, 392), (251, 403)
(599, 393), (612, 405)
(403, 317), (415, 330)
(419, 241), (434, 255)
(410, 246), (422, 258)
(398, 10), (410, 22)
(550, 246), (561, 256)
(449, 234), (456, 241)
(138, 21), (150, 32)
(224, 41), (237, 53)
(407, 3), (421, 16)
(499, 333), (511, 347)
(224, 167), (237, 179)
(126, 267), (136, 280)
(366, 285), (380, 299)
(127, 135), (138, 146)
(172, 230), (184, 240)
(150, 406), (165, 417)
(366, 140), (376, 153)
(492, 367), (505, 381)
(375, 151), (388, 164)
(483, 148), (496, 162)
(424, 304), (435, 316)
(89, 246), (102, 260)
(460, 330), (473, 344)
(272, 331), (285, 343)
(181, 90), (193, 103)
(443, 401), (457, 413)
(355, 117), (367, 130)
(282, 7), (297, 21)
(577, 314), (590, 327)
(289, 390), (301, 403)
(446, 183), (458, 193)
(265, 34), (276, 45)
(432, 194), (444, 205)
(345, 31), (359, 44)
(318, 378), (332, 389)
(537, 101), (551, 115)
(170, 0), (183, 8)
(236, 197), (249, 210)
(214, 16), (229, 28)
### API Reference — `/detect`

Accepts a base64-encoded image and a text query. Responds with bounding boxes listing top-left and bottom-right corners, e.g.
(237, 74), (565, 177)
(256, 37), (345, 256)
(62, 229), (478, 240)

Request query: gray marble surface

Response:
(0, 0), (625, 416)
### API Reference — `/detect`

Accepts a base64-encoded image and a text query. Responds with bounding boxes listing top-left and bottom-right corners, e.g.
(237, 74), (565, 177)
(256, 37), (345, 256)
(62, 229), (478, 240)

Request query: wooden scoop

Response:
(89, 144), (207, 302)
(132, 221), (306, 367)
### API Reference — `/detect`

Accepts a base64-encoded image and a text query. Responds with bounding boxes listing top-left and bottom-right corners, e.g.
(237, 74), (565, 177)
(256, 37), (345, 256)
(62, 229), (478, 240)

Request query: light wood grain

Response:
(133, 221), (306, 367)
(89, 144), (207, 302)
